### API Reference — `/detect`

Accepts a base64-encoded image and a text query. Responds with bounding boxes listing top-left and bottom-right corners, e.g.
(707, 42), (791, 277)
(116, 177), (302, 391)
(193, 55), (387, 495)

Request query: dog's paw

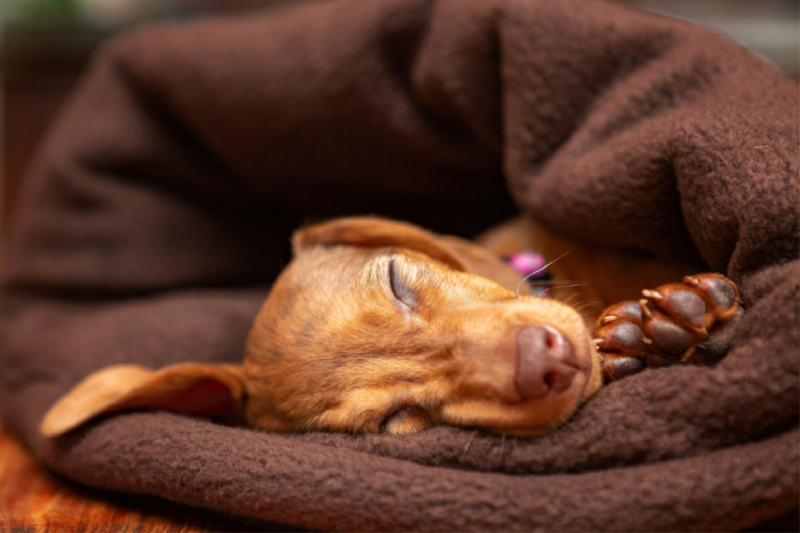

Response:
(591, 274), (743, 381)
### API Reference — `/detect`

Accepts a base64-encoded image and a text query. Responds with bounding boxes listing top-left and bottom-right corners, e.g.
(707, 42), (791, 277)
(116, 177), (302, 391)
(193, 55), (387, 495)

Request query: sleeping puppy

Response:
(41, 217), (743, 437)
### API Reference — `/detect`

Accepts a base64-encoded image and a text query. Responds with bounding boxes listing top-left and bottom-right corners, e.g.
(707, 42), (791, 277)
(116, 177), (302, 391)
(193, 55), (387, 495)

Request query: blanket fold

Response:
(1, 0), (797, 530)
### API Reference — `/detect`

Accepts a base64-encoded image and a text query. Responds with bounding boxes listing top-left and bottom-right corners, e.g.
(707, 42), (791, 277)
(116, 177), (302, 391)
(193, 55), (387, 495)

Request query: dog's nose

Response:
(515, 325), (578, 400)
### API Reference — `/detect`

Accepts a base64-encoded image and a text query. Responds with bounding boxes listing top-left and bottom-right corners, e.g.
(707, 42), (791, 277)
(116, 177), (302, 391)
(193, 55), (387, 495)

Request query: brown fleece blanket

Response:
(1, 0), (798, 531)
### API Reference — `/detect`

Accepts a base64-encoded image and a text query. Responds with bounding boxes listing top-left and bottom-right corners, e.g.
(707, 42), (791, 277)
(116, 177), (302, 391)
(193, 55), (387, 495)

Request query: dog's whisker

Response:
(563, 296), (580, 308)
(497, 434), (509, 467)
(579, 307), (603, 325)
(574, 301), (600, 315)
(462, 430), (478, 456)
(541, 277), (583, 287)
(516, 250), (573, 298)
(560, 293), (584, 307)
(526, 278), (581, 288)
(548, 283), (588, 291)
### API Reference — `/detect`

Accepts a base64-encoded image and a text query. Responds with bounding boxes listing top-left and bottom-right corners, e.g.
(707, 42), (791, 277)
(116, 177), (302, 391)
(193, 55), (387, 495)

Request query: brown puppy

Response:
(41, 217), (742, 438)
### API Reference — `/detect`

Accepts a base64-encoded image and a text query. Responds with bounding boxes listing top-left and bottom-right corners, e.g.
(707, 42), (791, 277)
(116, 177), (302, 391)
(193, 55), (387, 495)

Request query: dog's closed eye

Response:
(388, 256), (417, 309)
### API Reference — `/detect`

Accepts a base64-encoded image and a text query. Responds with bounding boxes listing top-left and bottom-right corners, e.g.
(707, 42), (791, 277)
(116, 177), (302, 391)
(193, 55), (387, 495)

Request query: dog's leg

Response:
(592, 273), (744, 381)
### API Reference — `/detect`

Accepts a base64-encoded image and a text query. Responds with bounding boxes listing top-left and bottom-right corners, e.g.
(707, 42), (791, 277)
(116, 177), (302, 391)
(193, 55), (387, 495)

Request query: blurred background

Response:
(1, 0), (798, 245)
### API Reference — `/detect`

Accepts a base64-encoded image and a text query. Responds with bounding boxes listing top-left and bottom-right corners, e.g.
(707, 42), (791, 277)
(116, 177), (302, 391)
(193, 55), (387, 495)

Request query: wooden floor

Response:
(0, 429), (294, 532)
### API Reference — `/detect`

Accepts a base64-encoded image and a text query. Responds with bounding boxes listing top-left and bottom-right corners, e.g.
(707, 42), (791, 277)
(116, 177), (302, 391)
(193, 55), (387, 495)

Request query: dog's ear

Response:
(293, 217), (528, 293)
(293, 217), (467, 270)
(40, 363), (246, 437)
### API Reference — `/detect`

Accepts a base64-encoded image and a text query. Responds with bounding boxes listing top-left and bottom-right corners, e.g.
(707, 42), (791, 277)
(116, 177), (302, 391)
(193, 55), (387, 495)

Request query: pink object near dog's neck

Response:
(507, 251), (551, 298)
(508, 251), (546, 277)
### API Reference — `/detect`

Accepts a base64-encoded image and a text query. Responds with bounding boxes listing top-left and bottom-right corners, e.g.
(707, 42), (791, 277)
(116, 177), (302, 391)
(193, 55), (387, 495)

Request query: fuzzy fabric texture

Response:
(1, 0), (798, 531)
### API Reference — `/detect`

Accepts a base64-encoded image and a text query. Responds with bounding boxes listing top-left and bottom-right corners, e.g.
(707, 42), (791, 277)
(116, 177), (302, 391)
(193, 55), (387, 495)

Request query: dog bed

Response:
(1, 0), (797, 530)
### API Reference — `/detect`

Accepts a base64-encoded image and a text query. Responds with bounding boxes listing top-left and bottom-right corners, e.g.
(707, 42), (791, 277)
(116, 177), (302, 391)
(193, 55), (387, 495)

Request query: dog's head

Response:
(41, 218), (602, 438)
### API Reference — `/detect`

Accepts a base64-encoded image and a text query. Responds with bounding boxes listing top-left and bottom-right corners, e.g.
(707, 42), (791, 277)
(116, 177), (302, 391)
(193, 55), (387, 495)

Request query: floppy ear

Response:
(293, 217), (529, 294)
(40, 363), (246, 437)
(293, 217), (467, 270)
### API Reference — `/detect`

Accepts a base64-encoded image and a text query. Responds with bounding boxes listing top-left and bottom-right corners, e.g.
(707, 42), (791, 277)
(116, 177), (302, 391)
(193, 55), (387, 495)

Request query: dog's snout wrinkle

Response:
(515, 325), (578, 401)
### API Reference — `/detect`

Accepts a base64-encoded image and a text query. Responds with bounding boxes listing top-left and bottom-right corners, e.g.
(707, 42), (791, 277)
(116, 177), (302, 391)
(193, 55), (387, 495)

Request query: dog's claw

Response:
(641, 289), (663, 301)
(593, 273), (743, 381)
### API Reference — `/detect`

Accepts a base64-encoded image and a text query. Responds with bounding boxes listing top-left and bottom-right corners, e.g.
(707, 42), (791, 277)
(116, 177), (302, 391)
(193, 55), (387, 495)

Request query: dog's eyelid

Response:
(388, 256), (417, 308)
